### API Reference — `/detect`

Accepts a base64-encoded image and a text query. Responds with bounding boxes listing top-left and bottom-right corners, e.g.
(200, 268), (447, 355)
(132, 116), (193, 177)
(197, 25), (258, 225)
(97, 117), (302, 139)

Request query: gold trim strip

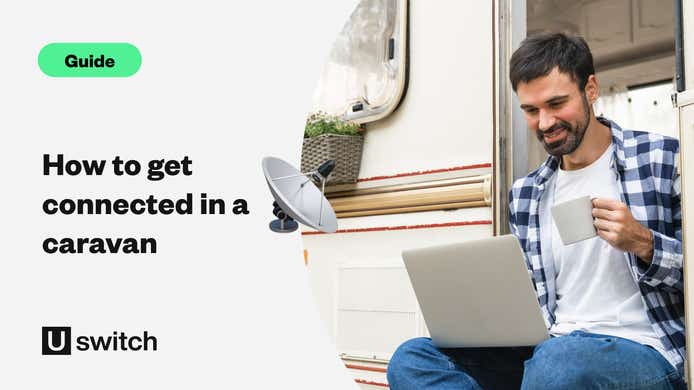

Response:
(329, 174), (492, 218)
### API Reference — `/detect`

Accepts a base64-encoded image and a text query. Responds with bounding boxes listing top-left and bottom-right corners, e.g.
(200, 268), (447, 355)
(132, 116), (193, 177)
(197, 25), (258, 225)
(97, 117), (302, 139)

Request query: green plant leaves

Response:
(304, 111), (360, 138)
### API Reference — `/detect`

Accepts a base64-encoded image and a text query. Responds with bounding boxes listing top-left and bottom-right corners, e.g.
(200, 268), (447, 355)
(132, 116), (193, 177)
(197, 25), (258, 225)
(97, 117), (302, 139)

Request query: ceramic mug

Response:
(551, 195), (597, 245)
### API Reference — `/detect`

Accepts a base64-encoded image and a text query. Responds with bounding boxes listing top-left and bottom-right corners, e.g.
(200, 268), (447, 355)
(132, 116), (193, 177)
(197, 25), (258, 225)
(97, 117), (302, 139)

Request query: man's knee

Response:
(521, 336), (594, 388)
(388, 338), (437, 372)
(387, 338), (439, 385)
(522, 358), (593, 389)
(522, 339), (591, 389)
(521, 335), (678, 389)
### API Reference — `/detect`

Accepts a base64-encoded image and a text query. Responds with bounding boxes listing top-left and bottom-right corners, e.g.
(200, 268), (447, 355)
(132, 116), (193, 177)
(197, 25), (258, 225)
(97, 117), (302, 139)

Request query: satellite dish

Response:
(262, 157), (338, 233)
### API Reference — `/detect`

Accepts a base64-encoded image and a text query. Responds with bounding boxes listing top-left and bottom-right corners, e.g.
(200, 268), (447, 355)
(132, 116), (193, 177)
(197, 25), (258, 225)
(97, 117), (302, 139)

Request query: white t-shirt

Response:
(549, 143), (667, 359)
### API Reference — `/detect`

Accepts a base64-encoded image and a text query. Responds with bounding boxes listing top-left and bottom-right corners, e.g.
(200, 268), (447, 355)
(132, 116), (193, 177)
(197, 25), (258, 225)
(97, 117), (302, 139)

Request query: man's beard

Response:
(535, 94), (591, 156)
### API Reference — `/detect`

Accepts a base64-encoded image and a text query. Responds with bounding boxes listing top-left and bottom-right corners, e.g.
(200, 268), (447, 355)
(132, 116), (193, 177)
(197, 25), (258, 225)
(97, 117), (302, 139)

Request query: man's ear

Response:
(584, 74), (599, 104)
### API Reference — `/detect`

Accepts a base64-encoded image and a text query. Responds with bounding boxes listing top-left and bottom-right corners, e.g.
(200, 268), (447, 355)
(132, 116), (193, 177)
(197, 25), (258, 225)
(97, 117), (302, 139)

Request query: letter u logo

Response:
(42, 326), (72, 355)
(47, 330), (66, 351)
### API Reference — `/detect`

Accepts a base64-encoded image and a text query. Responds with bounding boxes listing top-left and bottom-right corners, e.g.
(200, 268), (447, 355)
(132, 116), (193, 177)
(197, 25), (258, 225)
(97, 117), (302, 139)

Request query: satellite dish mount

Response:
(262, 158), (338, 234)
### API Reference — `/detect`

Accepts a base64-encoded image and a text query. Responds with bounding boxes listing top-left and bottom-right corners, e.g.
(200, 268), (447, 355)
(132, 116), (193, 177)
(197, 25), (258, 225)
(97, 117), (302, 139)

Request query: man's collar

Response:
(602, 116), (627, 172)
(533, 116), (626, 185)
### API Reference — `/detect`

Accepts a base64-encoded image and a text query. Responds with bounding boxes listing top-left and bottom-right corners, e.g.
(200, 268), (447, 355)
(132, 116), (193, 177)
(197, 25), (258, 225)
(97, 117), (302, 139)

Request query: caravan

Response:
(300, 1), (693, 388)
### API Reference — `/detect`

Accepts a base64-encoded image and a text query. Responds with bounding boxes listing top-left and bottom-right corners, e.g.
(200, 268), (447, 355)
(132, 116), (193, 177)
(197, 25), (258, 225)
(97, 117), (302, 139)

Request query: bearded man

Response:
(386, 33), (686, 389)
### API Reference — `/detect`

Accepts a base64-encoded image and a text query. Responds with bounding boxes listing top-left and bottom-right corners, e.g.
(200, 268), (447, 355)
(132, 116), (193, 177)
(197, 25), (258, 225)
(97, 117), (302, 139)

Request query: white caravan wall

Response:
(594, 83), (678, 139)
(359, 1), (494, 178)
(303, 1), (496, 375)
(304, 223), (493, 359)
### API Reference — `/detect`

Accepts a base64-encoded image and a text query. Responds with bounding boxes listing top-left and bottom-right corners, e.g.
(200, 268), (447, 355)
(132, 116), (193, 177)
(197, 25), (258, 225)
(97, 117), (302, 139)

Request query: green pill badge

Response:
(38, 43), (141, 77)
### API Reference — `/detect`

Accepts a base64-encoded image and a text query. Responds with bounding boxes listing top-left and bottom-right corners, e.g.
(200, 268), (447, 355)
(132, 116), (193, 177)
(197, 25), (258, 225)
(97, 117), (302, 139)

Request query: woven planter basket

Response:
(301, 134), (364, 185)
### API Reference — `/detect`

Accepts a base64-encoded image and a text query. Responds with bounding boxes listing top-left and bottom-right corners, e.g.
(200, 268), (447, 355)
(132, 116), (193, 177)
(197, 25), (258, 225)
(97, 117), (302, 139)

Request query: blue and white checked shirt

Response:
(509, 117), (685, 375)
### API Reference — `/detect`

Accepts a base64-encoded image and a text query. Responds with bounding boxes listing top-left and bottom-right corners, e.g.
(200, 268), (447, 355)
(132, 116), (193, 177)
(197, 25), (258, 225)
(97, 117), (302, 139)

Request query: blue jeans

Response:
(387, 331), (686, 389)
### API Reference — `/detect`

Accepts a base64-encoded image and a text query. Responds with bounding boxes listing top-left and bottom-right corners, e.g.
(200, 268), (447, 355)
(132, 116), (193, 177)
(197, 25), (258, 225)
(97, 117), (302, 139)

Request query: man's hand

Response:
(591, 198), (654, 263)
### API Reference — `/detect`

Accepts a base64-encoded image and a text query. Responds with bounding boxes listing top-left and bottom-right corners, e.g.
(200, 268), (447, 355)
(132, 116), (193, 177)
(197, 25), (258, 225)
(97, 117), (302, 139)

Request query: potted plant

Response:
(301, 111), (364, 185)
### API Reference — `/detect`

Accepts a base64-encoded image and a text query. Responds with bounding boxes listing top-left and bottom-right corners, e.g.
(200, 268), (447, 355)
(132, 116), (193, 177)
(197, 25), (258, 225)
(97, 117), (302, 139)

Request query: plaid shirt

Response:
(508, 117), (685, 375)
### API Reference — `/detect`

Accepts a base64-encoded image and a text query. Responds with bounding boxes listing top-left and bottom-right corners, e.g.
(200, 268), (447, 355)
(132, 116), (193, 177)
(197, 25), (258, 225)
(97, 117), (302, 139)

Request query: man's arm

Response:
(592, 177), (683, 293)
(637, 174), (683, 292)
(591, 198), (654, 261)
(507, 185), (525, 248)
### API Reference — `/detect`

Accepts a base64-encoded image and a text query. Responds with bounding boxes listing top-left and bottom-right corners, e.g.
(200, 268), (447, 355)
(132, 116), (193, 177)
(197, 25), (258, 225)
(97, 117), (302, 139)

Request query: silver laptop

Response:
(402, 235), (549, 348)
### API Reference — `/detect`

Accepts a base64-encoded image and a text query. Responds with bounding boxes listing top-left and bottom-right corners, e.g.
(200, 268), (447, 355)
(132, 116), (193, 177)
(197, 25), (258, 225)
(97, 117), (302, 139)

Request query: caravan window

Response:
(312, 0), (408, 124)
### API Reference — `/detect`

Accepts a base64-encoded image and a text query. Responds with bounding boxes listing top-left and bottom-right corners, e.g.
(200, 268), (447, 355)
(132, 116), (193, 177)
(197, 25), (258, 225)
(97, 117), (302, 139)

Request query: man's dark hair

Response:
(509, 32), (595, 92)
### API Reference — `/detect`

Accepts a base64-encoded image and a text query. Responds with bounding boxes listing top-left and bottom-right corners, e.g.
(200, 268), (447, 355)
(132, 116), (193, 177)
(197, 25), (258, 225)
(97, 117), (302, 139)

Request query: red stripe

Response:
(302, 220), (492, 235)
(345, 364), (388, 373)
(357, 163), (492, 183)
(355, 378), (389, 388)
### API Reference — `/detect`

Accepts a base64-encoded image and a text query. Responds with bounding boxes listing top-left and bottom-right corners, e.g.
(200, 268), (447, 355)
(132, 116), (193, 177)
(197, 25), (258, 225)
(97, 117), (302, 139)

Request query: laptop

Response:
(401, 235), (549, 348)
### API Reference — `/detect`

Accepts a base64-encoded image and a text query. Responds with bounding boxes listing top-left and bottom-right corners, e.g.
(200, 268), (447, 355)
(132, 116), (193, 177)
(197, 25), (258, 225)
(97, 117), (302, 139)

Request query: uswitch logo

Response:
(42, 327), (157, 355)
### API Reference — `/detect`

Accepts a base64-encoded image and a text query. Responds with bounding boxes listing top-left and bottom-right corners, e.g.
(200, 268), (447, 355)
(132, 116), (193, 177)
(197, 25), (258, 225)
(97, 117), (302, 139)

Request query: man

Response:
(386, 33), (685, 389)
